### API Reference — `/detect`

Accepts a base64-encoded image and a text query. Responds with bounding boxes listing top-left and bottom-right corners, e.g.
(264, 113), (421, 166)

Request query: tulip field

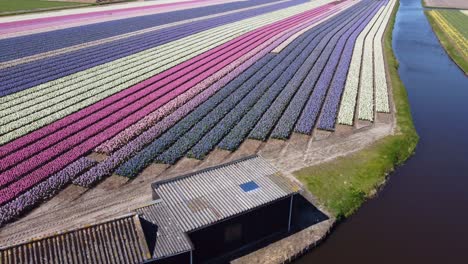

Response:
(426, 9), (468, 73)
(0, 0), (395, 225)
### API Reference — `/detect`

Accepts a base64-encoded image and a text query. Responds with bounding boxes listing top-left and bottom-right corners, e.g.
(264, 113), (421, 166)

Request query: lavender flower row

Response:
(295, 1), (380, 134)
(270, 1), (372, 139)
(317, 2), (384, 130)
(0, 157), (95, 227)
(217, 19), (335, 151)
(113, 54), (279, 176)
(0, 21), (225, 94)
(247, 6), (355, 141)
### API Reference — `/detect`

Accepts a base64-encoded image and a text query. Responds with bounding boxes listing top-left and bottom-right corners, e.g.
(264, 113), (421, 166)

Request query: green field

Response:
(0, 0), (85, 13)
(294, 0), (419, 219)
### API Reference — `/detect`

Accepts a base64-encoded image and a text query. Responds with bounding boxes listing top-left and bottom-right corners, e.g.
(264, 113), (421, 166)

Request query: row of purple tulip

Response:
(113, 54), (276, 177)
(266, 2), (369, 139)
(217, 16), (337, 151)
(245, 7), (354, 142)
(294, 1), (380, 134)
(317, 1), (385, 131)
(159, 20), (326, 163)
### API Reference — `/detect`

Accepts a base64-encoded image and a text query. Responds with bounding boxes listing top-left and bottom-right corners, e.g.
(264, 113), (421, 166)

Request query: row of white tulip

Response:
(336, 6), (384, 125)
(358, 3), (388, 121)
(337, 0), (394, 124)
(358, 0), (395, 120)
(374, 0), (396, 113)
(0, 1), (332, 144)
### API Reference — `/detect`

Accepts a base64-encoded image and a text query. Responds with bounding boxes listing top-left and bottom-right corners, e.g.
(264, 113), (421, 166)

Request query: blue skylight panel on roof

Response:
(239, 181), (259, 192)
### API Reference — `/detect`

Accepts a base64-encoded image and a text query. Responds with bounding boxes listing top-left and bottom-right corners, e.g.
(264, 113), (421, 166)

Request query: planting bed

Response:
(0, 0), (395, 227)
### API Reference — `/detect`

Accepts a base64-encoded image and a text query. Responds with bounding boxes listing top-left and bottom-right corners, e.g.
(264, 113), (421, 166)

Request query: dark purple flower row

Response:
(217, 15), (341, 151)
(247, 7), (355, 141)
(0, 157), (95, 227)
(294, 1), (381, 134)
(317, 1), (385, 131)
(270, 1), (375, 139)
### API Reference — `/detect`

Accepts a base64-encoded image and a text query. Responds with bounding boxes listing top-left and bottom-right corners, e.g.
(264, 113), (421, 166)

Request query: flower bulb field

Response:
(0, 0), (398, 246)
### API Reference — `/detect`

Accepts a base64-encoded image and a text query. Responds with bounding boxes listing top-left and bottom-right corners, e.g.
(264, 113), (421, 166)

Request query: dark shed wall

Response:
(144, 252), (191, 264)
(189, 197), (291, 263)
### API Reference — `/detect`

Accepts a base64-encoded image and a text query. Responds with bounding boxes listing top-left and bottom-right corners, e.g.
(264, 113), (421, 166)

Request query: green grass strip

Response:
(0, 0), (84, 13)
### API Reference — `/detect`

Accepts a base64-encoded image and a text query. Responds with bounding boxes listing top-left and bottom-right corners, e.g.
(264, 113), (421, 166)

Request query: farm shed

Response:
(138, 155), (302, 263)
(0, 214), (151, 264)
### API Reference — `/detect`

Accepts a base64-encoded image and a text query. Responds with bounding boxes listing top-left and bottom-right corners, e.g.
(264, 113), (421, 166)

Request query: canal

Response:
(296, 0), (468, 263)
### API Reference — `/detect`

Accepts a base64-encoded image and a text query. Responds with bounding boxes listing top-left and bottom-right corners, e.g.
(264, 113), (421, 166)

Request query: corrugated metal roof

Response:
(136, 202), (192, 259)
(152, 155), (299, 233)
(0, 214), (151, 264)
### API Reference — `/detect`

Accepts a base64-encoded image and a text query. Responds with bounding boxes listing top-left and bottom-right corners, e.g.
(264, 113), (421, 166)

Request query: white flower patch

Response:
(374, 0), (396, 113)
(337, 7), (384, 125)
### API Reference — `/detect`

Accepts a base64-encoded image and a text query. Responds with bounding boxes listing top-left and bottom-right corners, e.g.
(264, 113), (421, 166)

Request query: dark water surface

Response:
(296, 0), (468, 263)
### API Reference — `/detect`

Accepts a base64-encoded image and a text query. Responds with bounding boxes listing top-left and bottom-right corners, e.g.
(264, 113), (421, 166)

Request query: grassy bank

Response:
(295, 0), (419, 219)
(0, 0), (85, 13)
(424, 11), (468, 74)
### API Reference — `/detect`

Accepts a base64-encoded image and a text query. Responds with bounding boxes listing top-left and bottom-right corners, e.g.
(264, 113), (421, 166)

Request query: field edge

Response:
(293, 0), (419, 219)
